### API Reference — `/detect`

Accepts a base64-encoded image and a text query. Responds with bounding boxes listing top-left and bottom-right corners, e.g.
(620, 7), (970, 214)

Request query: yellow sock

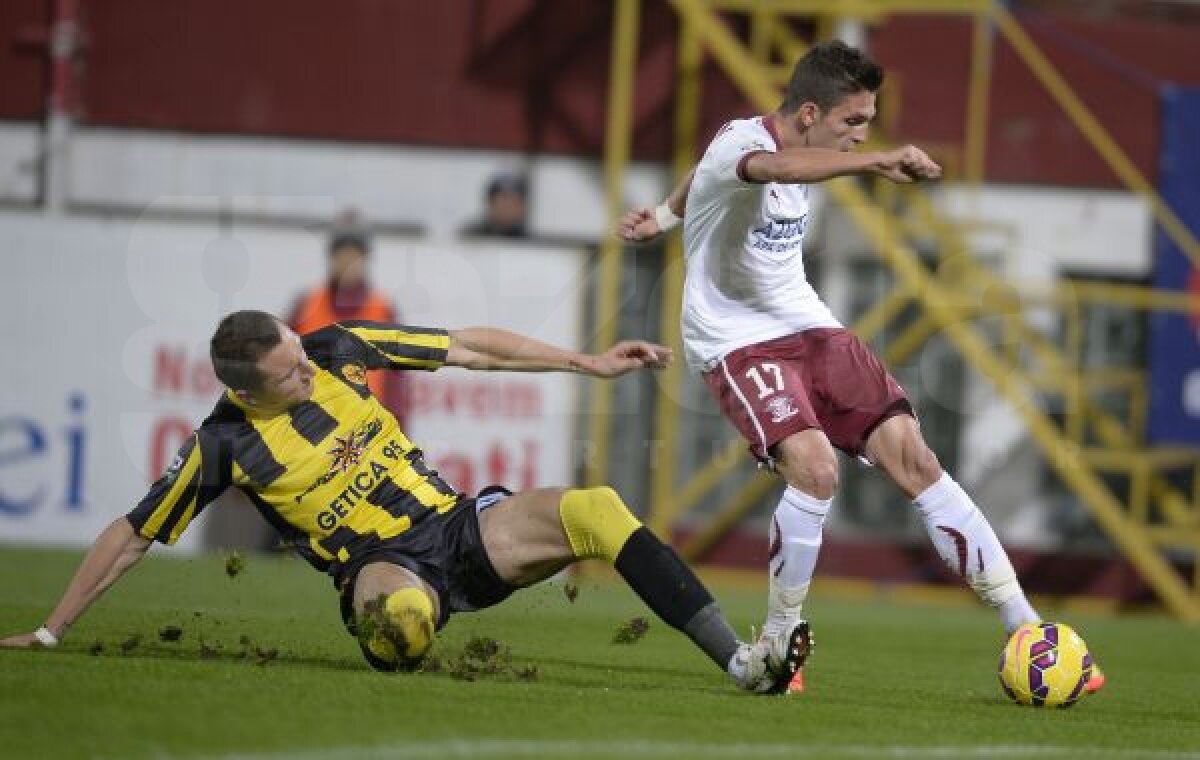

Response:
(362, 587), (436, 668)
(559, 487), (641, 562)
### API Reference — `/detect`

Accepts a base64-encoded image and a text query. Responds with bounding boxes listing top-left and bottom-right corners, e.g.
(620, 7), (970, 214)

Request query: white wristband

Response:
(34, 626), (59, 648)
(653, 203), (681, 232)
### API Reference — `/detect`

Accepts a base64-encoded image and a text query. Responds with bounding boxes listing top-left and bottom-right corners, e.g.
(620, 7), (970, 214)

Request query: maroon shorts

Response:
(703, 328), (913, 463)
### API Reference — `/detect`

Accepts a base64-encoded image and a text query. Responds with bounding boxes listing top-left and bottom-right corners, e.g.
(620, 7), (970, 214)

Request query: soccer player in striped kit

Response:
(2, 311), (808, 693)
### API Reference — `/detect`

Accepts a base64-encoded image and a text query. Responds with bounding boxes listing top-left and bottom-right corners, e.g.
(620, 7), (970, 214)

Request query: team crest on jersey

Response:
(341, 362), (367, 386)
(765, 395), (800, 424)
(296, 418), (383, 502)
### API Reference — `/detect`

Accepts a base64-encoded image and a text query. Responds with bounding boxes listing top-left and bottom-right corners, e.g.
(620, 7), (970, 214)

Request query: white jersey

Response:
(681, 115), (841, 372)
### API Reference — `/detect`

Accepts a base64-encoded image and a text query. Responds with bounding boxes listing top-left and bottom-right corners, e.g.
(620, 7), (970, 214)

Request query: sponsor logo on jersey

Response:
(765, 395), (800, 423)
(314, 436), (408, 532)
(753, 215), (808, 240)
(751, 214), (809, 254)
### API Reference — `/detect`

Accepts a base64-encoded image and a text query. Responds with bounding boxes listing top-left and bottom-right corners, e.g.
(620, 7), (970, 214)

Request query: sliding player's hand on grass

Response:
(0, 632), (40, 649)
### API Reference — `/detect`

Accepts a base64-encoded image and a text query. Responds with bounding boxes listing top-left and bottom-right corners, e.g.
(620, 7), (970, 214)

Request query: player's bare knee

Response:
(778, 448), (838, 499)
(805, 460), (839, 499)
(775, 432), (838, 492)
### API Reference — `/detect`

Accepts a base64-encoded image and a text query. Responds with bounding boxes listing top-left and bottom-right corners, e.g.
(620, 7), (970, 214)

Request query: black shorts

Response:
(337, 485), (517, 638)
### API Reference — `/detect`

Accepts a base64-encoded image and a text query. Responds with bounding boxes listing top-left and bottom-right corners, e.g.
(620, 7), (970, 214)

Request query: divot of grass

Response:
(515, 664), (539, 682)
(414, 635), (539, 683)
(234, 633), (256, 659)
(612, 617), (649, 645)
(119, 633), (142, 654)
(224, 552), (246, 578)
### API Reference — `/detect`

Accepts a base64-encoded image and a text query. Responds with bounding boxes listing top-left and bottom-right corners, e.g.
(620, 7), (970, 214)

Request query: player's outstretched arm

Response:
(0, 518), (151, 648)
(618, 169), (695, 244)
(744, 144), (942, 185)
(447, 327), (671, 378)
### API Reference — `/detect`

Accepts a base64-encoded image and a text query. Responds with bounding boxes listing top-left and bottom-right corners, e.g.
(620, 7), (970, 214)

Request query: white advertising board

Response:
(0, 210), (586, 549)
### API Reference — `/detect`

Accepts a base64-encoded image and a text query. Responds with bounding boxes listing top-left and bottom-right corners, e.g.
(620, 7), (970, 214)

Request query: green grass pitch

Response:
(2, 546), (1198, 760)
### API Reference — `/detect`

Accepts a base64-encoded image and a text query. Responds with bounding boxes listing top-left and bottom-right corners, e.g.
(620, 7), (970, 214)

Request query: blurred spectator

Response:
(462, 171), (530, 239)
(287, 210), (409, 428)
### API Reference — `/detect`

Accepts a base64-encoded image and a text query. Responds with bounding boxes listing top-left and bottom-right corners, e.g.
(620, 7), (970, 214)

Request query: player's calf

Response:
(558, 487), (745, 678)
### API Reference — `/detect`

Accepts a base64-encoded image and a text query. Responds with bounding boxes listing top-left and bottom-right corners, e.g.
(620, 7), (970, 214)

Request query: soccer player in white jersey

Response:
(619, 40), (1104, 695)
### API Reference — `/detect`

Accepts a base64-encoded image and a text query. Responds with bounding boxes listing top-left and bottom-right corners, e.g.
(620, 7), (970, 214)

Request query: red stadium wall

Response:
(873, 12), (1200, 187)
(2, 1), (1198, 186)
(6, 0), (689, 158)
(0, 0), (50, 120)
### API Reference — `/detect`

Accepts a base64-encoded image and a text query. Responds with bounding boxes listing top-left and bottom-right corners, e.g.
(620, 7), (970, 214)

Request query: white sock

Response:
(763, 486), (831, 638)
(913, 473), (1039, 633)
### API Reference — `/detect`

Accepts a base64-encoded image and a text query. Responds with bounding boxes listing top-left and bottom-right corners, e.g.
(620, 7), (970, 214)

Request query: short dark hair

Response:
(210, 310), (284, 391)
(329, 231), (370, 257)
(486, 172), (527, 201)
(780, 40), (884, 114)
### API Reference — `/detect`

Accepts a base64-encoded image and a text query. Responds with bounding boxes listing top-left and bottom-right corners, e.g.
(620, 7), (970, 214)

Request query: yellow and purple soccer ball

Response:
(998, 622), (1093, 708)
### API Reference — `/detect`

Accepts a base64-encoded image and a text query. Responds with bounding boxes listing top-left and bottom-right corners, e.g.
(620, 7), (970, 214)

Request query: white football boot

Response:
(733, 619), (813, 695)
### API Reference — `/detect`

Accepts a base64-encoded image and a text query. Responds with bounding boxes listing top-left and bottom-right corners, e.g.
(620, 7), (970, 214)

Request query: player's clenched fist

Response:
(875, 145), (942, 183)
(618, 207), (662, 243)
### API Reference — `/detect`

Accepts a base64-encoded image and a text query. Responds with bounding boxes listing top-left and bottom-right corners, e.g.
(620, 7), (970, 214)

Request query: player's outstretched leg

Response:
(912, 472), (1041, 631)
(866, 415), (1040, 634)
(869, 416), (1108, 694)
(560, 486), (804, 691)
(481, 486), (809, 693)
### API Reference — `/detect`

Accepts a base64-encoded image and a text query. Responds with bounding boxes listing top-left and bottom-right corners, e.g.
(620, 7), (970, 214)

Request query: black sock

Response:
(614, 527), (740, 669)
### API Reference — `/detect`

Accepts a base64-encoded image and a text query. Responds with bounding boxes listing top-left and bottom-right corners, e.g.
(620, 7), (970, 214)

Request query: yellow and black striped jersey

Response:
(126, 321), (459, 575)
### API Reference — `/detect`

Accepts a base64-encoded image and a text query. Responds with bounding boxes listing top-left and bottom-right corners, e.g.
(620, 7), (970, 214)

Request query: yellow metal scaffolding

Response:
(589, 0), (641, 490)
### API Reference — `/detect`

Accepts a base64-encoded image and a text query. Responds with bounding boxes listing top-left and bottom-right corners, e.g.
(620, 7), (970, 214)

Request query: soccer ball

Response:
(998, 622), (1093, 708)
